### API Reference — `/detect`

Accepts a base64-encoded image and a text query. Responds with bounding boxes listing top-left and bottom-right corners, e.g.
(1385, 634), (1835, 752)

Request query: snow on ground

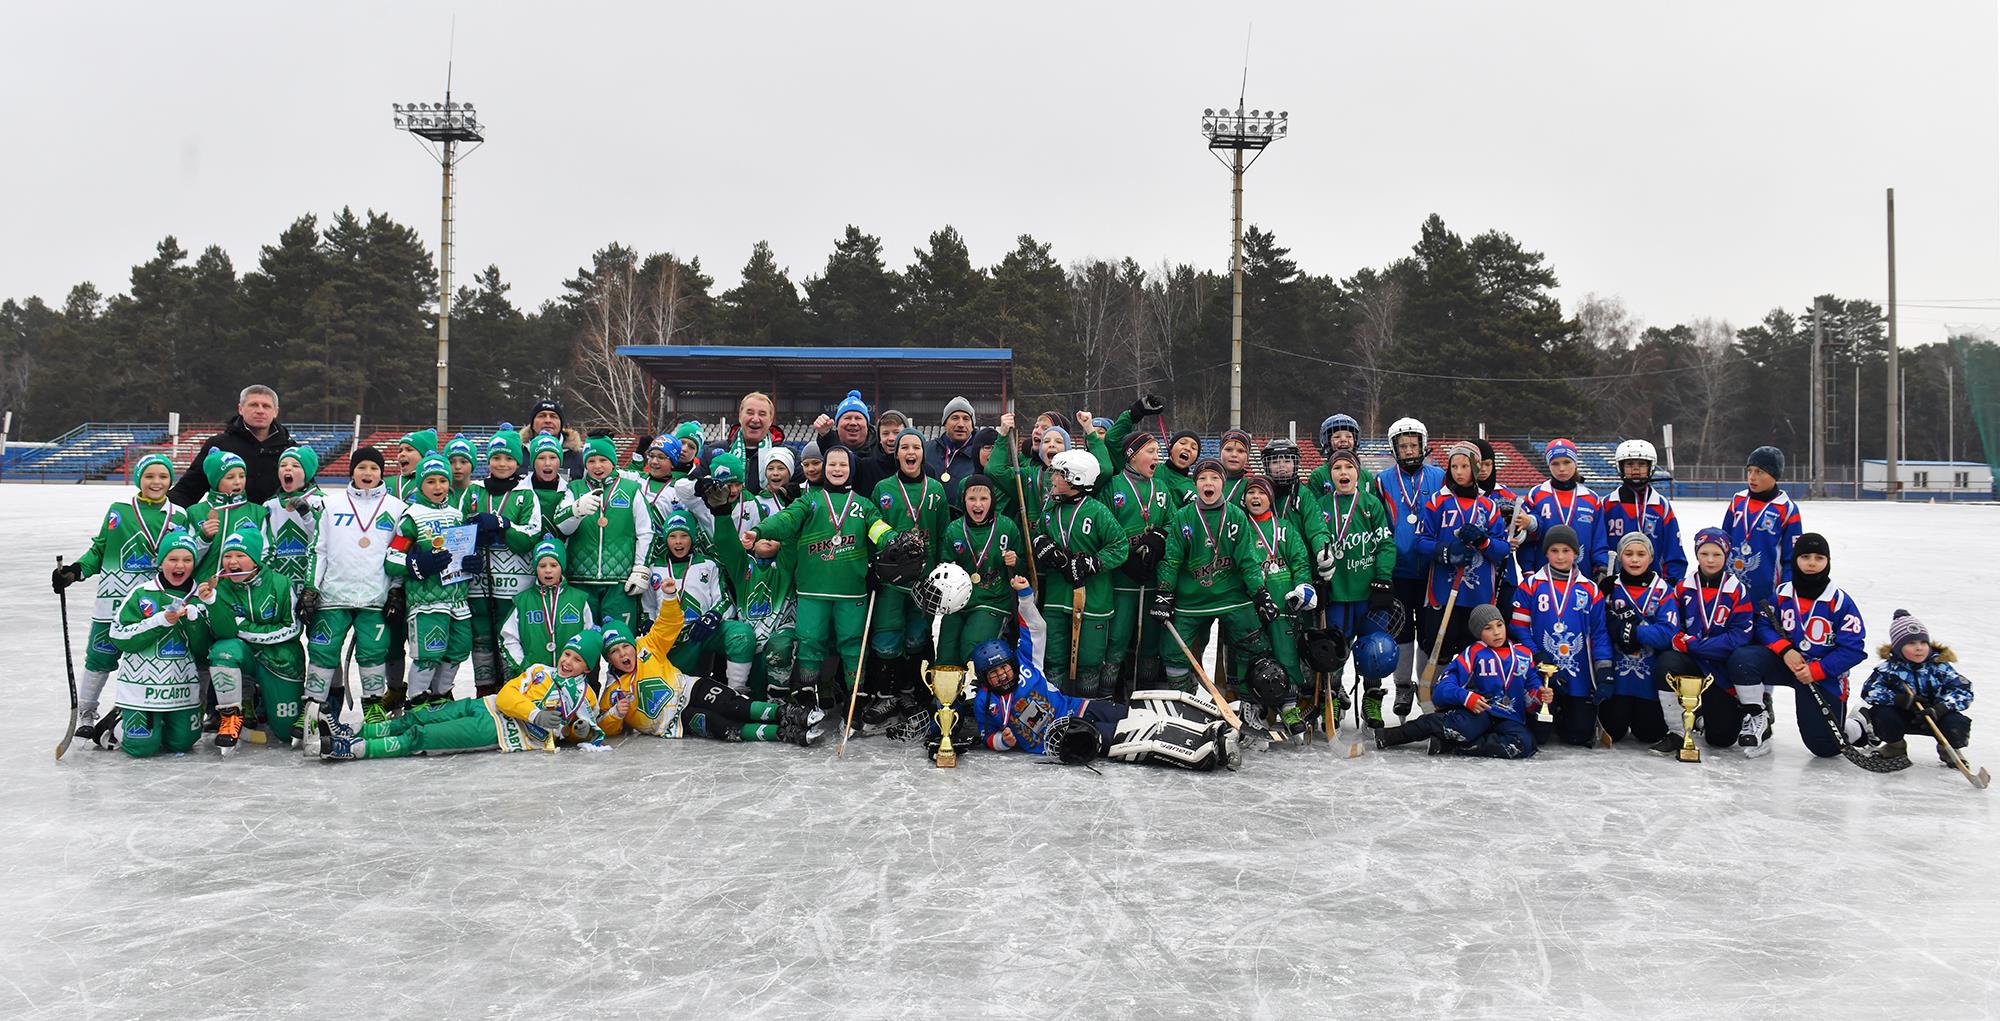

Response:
(3, 487), (1997, 1019)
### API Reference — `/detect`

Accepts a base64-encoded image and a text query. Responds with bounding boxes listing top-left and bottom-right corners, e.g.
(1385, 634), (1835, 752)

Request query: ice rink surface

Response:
(4, 486), (1997, 1019)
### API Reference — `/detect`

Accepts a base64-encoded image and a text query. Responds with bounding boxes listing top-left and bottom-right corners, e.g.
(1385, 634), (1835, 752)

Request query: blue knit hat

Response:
(1544, 438), (1579, 466)
(835, 390), (870, 423)
(1747, 445), (1785, 480)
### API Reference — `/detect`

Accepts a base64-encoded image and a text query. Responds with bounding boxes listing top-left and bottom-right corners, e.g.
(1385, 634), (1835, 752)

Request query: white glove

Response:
(577, 738), (612, 753)
(1314, 543), (1338, 581)
(181, 600), (204, 621)
(623, 565), (651, 597)
(1286, 583), (1317, 613)
(573, 490), (604, 517)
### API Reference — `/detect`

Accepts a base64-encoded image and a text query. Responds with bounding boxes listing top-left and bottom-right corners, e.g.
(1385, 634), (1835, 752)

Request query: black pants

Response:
(1391, 577), (1425, 644)
(1417, 601), (1480, 664)
(1599, 693), (1667, 744)
(1652, 649), (1743, 747)
(1865, 703), (1971, 748)
(1551, 690), (1600, 747)
(681, 677), (764, 740)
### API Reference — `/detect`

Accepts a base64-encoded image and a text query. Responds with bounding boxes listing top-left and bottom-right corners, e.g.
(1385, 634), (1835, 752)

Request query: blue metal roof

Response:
(617, 345), (1011, 361)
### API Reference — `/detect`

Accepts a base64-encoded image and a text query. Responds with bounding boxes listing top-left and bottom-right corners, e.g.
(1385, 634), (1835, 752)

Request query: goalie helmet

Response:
(1300, 629), (1351, 673)
(1048, 449), (1101, 492)
(1045, 715), (1102, 765)
(912, 562), (973, 617)
(1352, 632), (1399, 680)
(1261, 438), (1301, 480)
(1386, 417), (1428, 447)
(1614, 439), (1657, 468)
(1362, 599), (1408, 640)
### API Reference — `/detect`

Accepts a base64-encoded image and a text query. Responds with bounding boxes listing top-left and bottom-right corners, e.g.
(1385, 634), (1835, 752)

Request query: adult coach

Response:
(168, 384), (294, 506)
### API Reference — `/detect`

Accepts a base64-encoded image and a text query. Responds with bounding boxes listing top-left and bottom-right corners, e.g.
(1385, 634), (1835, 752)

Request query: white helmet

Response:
(1387, 417), (1428, 447)
(1049, 449), (1102, 491)
(912, 562), (973, 616)
(1614, 439), (1657, 467)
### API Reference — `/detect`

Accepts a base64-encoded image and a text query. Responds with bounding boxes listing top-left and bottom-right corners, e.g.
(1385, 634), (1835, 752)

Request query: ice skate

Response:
(780, 704), (827, 747)
(318, 720), (359, 761)
(1392, 683), (1416, 720)
(1739, 709), (1772, 758)
(215, 709), (244, 756)
(1650, 733), (1684, 755)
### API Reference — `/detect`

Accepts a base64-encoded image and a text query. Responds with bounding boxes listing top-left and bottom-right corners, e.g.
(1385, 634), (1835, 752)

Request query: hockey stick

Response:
(1006, 412), (1038, 588)
(836, 590), (880, 759)
(1907, 686), (1990, 790)
(55, 555), (78, 760)
(1757, 605), (1903, 773)
(1417, 564), (1468, 711)
(1068, 587), (1084, 691)
(1162, 625), (1254, 736)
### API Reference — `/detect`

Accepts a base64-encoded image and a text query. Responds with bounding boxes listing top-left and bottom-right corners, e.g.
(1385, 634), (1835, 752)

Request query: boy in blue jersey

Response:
(1720, 446), (1802, 608)
(1508, 525), (1610, 748)
(1652, 528), (1756, 753)
(1373, 417), (1446, 716)
(1517, 438), (1601, 579)
(964, 568), (1241, 770)
(1375, 604), (1550, 758)
(1592, 439), (1687, 585)
(1409, 441), (1512, 710)
(1724, 533), (1866, 758)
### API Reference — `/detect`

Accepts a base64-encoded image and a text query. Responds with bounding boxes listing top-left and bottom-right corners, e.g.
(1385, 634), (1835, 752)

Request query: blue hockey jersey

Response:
(1602, 574), (1680, 698)
(1434, 641), (1545, 724)
(1373, 462), (1446, 580)
(970, 585), (1086, 755)
(1755, 583), (1867, 687)
(1669, 571), (1754, 671)
(1592, 484), (1687, 584)
(1515, 480), (1601, 577)
(1411, 487), (1510, 609)
(1720, 489), (1803, 606)
(1508, 567), (1610, 698)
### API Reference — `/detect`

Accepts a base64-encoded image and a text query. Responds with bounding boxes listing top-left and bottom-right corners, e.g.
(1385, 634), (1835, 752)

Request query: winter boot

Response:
(1651, 732), (1685, 755)
(215, 709), (244, 756)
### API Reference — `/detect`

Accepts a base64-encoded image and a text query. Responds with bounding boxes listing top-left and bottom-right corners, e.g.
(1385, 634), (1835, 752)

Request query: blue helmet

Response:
(970, 639), (1015, 693)
(1352, 632), (1399, 680)
(1318, 414), (1360, 453)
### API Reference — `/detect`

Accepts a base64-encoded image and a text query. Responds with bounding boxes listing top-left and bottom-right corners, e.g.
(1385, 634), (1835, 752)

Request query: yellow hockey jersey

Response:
(595, 601), (692, 738)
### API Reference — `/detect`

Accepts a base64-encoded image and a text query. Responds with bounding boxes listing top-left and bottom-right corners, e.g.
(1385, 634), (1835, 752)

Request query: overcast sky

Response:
(5, 1), (1995, 345)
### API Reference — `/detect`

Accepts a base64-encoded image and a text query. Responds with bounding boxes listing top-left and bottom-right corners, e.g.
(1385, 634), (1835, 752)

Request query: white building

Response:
(1862, 459), (1993, 494)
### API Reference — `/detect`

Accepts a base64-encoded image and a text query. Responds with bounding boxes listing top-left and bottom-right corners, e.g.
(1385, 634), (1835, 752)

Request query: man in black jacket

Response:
(168, 384), (294, 506)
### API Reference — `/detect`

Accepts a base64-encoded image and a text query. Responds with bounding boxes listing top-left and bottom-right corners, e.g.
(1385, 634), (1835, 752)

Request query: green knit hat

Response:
(279, 445), (320, 480)
(219, 524), (266, 565)
(598, 622), (636, 656)
(584, 435), (617, 465)
(487, 431), (524, 463)
(445, 436), (477, 463)
(130, 453), (175, 488)
(417, 454), (452, 483)
(398, 428), (439, 457)
(663, 510), (694, 537)
(707, 452), (745, 486)
(673, 421), (705, 444)
(563, 629), (604, 670)
(533, 538), (565, 569)
(161, 531), (201, 563)
(203, 448), (246, 487)
(528, 434), (562, 461)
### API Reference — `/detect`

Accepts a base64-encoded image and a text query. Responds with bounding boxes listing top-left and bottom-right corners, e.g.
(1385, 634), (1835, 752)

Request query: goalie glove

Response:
(1285, 583), (1317, 613)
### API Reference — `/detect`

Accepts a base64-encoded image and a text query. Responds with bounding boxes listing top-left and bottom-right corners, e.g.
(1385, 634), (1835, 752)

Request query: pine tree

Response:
(717, 241), (807, 345)
(803, 225), (904, 344)
(902, 226), (985, 343)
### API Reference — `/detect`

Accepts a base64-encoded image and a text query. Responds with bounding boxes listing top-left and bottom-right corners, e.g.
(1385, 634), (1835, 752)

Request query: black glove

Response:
(1454, 522), (1488, 547)
(471, 512), (505, 546)
(679, 610), (722, 648)
(1367, 577), (1394, 610)
(694, 476), (720, 501)
(384, 587), (407, 620)
(1253, 588), (1281, 625)
(1148, 590), (1176, 624)
(1064, 553), (1101, 585)
(1031, 533), (1072, 578)
(408, 546), (453, 580)
(51, 563), (82, 594)
(1894, 685), (1917, 711)
(1127, 394), (1167, 422)
(295, 586), (320, 625)
(458, 555), (484, 575)
(1594, 569), (1617, 591)
(1606, 603), (1640, 654)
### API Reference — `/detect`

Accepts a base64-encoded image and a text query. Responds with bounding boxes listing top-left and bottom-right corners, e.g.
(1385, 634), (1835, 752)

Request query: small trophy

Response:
(926, 663), (968, 768)
(1667, 673), (1712, 763)
(1535, 663), (1557, 724)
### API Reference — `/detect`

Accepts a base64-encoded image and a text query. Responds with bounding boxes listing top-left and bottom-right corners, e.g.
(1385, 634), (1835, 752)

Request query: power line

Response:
(1245, 342), (1714, 383)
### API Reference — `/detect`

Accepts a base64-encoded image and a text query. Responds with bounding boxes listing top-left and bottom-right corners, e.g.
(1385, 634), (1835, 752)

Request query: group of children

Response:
(53, 392), (1974, 774)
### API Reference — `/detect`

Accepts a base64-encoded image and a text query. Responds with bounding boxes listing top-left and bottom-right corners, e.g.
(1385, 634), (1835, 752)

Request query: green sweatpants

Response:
(84, 618), (123, 673)
(669, 619), (757, 680)
(796, 595), (869, 690)
(209, 637), (308, 740)
(1163, 607), (1269, 694)
(1043, 592), (1112, 698)
(936, 605), (1009, 667)
(1264, 612), (1306, 693)
(1104, 586), (1160, 673)
(119, 706), (202, 758)
(574, 582), (639, 633)
(306, 608), (390, 667)
(408, 612), (473, 666)
(357, 698), (498, 758)
(868, 587), (932, 659)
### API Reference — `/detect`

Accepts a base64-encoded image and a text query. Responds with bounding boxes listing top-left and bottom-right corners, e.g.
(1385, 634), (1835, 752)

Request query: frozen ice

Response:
(5, 486), (1998, 1019)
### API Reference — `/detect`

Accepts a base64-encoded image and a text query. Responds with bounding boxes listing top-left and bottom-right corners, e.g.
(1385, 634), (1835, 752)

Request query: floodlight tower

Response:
(1201, 105), (1286, 430)
(393, 85), (484, 434)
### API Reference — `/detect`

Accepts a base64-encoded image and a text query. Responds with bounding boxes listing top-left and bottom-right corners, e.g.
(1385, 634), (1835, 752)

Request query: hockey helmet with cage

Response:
(1246, 656), (1292, 712)
(970, 639), (1016, 694)
(1352, 631), (1399, 680)
(1261, 438), (1301, 480)
(912, 562), (973, 617)
(1049, 449), (1102, 492)
(1318, 413), (1361, 454)
(1386, 416), (1428, 447)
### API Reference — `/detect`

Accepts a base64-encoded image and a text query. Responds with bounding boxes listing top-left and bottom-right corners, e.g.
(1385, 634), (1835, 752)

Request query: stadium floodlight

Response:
(1198, 100), (1288, 429)
(392, 76), (486, 434)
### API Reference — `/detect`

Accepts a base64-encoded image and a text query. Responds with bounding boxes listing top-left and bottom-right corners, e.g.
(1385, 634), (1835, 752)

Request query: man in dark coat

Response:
(168, 384), (294, 506)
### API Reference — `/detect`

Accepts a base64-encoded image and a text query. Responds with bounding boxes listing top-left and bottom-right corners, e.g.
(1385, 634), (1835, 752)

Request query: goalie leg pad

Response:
(1107, 708), (1234, 770)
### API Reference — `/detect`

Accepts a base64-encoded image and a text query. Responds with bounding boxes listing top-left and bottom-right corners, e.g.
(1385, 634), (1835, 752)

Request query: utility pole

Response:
(1947, 363), (1955, 462)
(393, 71), (485, 435)
(1885, 187), (1900, 499)
(1810, 299), (1827, 498)
(1200, 103), (1287, 430)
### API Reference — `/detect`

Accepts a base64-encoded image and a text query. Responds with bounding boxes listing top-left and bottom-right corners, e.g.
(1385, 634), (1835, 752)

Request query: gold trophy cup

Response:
(1667, 673), (1712, 762)
(926, 663), (968, 768)
(1535, 663), (1557, 724)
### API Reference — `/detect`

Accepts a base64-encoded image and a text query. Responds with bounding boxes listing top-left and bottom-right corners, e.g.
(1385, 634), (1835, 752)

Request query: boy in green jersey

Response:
(108, 533), (239, 758)
(385, 455), (473, 708)
(1028, 448), (1129, 697)
(207, 526), (307, 751)
(864, 429), (953, 724)
(551, 435), (653, 632)
(502, 539), (595, 677)
(188, 449), (266, 582)
(935, 474), (1021, 666)
(1152, 459), (1275, 695)
(470, 432), (545, 696)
